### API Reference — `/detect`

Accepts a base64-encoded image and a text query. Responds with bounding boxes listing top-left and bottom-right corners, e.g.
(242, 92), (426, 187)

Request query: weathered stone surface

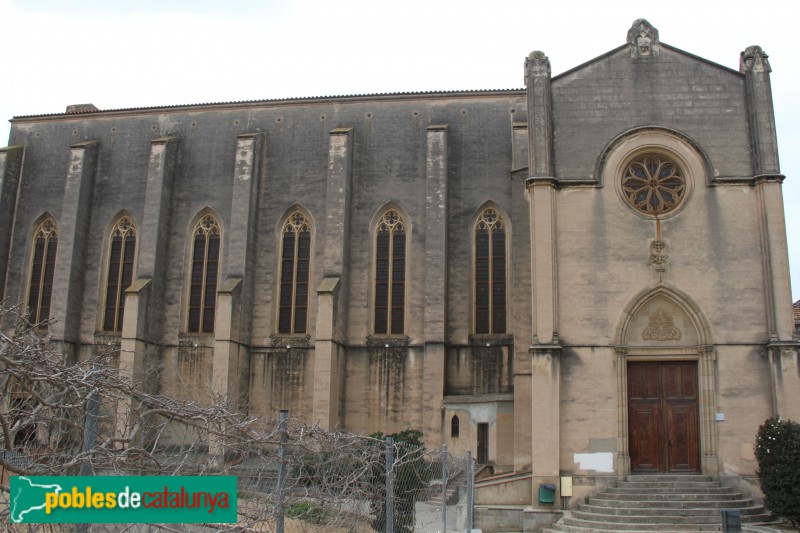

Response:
(2, 19), (797, 514)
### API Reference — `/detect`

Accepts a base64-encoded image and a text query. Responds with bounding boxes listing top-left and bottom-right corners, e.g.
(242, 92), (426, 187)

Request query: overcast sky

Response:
(1, 0), (798, 301)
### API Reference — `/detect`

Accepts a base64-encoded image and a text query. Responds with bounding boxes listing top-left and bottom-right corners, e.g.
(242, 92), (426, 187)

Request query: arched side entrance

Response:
(614, 285), (718, 476)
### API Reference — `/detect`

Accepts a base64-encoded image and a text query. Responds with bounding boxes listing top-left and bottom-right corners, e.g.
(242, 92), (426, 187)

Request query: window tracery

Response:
(27, 217), (58, 326)
(374, 209), (406, 335)
(187, 214), (220, 333)
(474, 208), (506, 335)
(278, 211), (311, 334)
(103, 216), (136, 332)
(621, 154), (686, 216)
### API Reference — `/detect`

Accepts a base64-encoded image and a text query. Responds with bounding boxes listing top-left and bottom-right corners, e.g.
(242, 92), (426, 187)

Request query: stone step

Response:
(616, 480), (723, 489)
(605, 486), (737, 495)
(578, 503), (767, 518)
(428, 487), (459, 505)
(561, 514), (721, 531)
(743, 513), (780, 523)
(546, 476), (771, 532)
(569, 509), (772, 526)
(594, 491), (743, 502)
(572, 509), (721, 525)
(543, 526), (717, 533)
(588, 497), (754, 509)
(626, 475), (714, 483)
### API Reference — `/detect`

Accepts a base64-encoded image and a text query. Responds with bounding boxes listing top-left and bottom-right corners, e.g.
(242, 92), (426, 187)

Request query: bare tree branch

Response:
(0, 303), (472, 532)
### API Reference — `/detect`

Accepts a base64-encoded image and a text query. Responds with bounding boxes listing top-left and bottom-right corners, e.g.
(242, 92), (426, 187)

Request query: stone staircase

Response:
(427, 484), (460, 506)
(544, 475), (772, 532)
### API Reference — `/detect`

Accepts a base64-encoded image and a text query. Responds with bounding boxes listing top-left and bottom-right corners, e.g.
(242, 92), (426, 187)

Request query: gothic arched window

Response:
(187, 214), (220, 333)
(451, 415), (460, 438)
(27, 217), (58, 326)
(374, 209), (406, 335)
(103, 216), (136, 332)
(474, 208), (506, 334)
(278, 211), (311, 334)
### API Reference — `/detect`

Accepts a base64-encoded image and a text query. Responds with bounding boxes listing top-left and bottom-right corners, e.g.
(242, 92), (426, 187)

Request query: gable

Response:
(550, 32), (751, 182)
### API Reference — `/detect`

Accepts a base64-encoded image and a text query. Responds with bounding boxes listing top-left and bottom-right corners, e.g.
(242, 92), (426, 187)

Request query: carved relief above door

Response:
(615, 285), (717, 477)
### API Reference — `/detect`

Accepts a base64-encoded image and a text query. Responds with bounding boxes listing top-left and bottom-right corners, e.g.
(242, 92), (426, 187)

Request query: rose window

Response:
(621, 154), (686, 216)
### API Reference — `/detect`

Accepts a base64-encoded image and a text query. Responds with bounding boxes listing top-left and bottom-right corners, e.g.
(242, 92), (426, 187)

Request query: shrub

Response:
(754, 417), (800, 527)
(285, 501), (327, 523)
(292, 451), (360, 487)
(369, 429), (432, 533)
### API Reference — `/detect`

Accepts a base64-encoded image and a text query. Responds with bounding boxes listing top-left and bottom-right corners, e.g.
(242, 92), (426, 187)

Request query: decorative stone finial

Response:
(650, 239), (668, 274)
(628, 19), (659, 59)
(524, 51), (551, 85)
(740, 45), (771, 74)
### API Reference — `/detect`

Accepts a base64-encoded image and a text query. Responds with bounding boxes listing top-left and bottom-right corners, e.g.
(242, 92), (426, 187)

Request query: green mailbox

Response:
(538, 483), (556, 504)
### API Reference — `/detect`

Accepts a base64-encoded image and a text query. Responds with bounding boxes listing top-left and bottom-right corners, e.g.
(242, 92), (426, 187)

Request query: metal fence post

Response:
(80, 363), (100, 476)
(275, 410), (289, 533)
(386, 436), (395, 533)
(441, 444), (448, 533)
(466, 451), (474, 533)
(75, 364), (100, 533)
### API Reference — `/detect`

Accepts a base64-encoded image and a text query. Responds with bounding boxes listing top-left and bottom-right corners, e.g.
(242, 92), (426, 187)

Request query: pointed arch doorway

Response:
(628, 360), (699, 473)
(616, 286), (718, 476)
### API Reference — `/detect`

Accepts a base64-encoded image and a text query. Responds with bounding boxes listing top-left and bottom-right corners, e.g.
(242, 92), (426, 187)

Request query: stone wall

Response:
(2, 20), (798, 513)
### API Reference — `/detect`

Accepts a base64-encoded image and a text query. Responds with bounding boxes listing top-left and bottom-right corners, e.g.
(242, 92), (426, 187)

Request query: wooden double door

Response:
(628, 361), (700, 473)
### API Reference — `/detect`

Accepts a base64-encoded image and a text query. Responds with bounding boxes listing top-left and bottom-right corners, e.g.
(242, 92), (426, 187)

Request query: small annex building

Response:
(1, 19), (799, 526)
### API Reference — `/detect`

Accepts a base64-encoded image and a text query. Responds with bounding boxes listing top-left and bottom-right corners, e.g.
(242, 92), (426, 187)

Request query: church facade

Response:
(1, 20), (798, 515)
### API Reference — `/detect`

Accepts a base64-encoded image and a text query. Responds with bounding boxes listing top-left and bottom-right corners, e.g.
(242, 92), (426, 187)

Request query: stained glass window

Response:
(27, 218), (58, 326)
(622, 154), (686, 215)
(103, 216), (136, 332)
(187, 215), (220, 333)
(278, 211), (311, 334)
(374, 210), (406, 335)
(475, 208), (506, 334)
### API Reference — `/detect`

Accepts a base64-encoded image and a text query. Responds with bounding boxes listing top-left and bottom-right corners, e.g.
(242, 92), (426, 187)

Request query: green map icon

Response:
(10, 476), (64, 523)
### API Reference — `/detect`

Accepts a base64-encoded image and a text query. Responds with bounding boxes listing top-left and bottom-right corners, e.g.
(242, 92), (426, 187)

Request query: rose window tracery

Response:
(622, 154), (686, 216)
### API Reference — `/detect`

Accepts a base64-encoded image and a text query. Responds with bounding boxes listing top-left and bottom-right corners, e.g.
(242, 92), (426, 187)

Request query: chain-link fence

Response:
(400, 444), (475, 533)
(0, 306), (475, 532)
